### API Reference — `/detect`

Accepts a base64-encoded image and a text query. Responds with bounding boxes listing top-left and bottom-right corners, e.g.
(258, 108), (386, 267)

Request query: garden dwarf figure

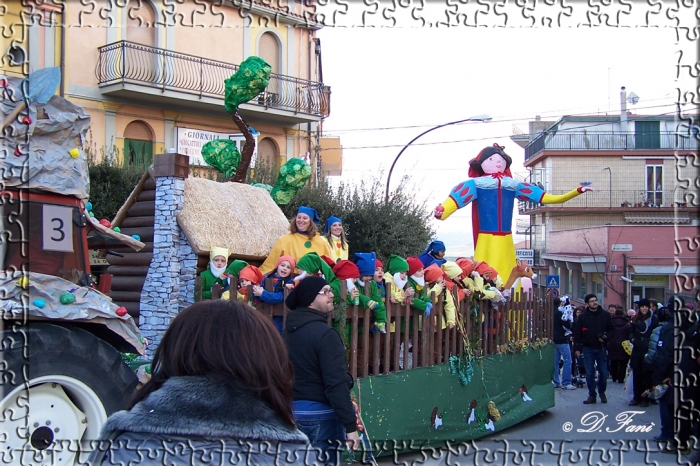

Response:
(434, 143), (592, 279)
(424, 264), (456, 329)
(252, 255), (297, 333)
(406, 256), (433, 317)
(199, 246), (230, 300)
(373, 258), (385, 301)
(221, 265), (262, 302)
(418, 240), (447, 268)
(353, 252), (387, 333)
(223, 259), (249, 295)
(384, 254), (413, 307)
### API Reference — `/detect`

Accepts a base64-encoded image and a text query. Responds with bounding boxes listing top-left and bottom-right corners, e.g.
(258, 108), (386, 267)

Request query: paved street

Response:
(376, 379), (697, 465)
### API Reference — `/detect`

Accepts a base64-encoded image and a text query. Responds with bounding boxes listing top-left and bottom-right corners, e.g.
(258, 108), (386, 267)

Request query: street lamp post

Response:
(384, 114), (492, 203)
(603, 167), (611, 208)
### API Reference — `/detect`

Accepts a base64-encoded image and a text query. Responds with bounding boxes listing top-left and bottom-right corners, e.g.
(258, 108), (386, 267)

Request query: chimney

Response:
(535, 115), (541, 122)
(620, 86), (629, 133)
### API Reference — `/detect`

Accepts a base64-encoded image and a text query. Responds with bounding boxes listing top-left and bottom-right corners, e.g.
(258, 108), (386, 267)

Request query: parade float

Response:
(1, 63), (562, 464)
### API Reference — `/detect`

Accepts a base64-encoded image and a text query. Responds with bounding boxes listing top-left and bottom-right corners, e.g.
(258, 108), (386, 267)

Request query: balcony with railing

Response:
(96, 41), (330, 124)
(518, 189), (698, 215)
(525, 132), (699, 160)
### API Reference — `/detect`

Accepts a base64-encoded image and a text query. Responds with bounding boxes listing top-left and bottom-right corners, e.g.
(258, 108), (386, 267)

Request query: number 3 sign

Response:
(42, 205), (73, 252)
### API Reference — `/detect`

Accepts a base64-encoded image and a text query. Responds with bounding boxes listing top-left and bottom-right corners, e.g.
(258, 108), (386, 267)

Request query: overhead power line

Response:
(320, 99), (692, 136)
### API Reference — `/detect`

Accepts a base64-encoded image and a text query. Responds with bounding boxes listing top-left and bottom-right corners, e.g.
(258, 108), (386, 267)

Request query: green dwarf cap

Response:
(387, 254), (409, 274)
(225, 259), (249, 277)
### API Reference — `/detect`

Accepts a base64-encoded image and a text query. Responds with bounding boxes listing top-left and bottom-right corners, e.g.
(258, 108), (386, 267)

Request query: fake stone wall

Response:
(139, 175), (197, 353)
(356, 344), (555, 454)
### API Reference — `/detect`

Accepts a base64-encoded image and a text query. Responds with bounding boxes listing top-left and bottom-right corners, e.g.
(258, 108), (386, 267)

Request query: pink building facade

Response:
(542, 225), (698, 308)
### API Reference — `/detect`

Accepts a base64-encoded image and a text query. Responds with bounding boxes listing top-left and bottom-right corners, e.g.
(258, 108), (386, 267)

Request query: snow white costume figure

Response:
(434, 144), (592, 280)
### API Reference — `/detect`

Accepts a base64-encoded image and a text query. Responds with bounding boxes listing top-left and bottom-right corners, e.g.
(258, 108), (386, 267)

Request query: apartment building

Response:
(511, 97), (699, 308)
(2, 0), (342, 176)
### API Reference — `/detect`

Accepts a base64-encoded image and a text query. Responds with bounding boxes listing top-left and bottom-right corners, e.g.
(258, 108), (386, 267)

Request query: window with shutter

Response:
(258, 137), (278, 168)
(635, 121), (660, 149)
(258, 33), (280, 73)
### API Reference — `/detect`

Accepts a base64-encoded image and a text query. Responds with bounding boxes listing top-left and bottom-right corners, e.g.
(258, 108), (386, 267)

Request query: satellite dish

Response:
(627, 92), (640, 105)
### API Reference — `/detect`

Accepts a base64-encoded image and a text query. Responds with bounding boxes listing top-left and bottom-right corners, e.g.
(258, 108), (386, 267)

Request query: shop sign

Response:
(515, 249), (534, 266)
(612, 244), (633, 251)
(176, 128), (258, 167)
(632, 275), (668, 286)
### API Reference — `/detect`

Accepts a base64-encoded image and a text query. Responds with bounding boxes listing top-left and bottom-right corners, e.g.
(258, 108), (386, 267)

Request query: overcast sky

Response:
(316, 3), (697, 256)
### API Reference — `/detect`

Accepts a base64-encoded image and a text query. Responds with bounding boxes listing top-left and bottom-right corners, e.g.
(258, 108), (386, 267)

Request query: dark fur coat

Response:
(87, 376), (314, 465)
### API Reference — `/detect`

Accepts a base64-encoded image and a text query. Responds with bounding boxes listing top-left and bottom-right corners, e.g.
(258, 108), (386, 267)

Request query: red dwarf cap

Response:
(424, 264), (443, 284)
(333, 260), (360, 280)
(239, 265), (263, 285)
(321, 255), (336, 268)
(456, 257), (477, 276)
(276, 255), (296, 271)
(375, 259), (383, 269)
(406, 256), (423, 277)
(475, 261), (498, 278)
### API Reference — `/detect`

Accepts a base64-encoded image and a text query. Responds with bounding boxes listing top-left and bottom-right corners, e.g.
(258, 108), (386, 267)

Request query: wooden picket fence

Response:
(195, 277), (554, 380)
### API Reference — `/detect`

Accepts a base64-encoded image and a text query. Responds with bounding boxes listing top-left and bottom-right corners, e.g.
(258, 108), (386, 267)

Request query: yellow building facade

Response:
(2, 0), (332, 176)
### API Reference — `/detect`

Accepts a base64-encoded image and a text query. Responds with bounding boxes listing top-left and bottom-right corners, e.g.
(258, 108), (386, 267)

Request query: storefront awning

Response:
(631, 265), (699, 275)
(624, 211), (690, 224)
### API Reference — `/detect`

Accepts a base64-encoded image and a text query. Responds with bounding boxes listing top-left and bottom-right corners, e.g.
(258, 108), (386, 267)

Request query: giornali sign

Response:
(176, 128), (258, 167)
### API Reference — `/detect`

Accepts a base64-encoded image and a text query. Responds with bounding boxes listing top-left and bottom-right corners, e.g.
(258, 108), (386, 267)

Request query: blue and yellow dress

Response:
(437, 173), (584, 279)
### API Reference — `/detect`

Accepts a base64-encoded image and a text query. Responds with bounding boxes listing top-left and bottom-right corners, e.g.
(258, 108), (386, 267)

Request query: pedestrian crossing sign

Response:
(546, 275), (560, 289)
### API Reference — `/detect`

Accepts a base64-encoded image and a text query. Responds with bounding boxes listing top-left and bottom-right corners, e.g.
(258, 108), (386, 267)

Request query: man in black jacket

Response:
(283, 276), (360, 465)
(573, 293), (615, 404)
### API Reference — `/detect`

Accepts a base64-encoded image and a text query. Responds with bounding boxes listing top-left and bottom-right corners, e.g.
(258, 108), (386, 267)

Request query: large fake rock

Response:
(2, 76), (91, 199)
(176, 178), (289, 257)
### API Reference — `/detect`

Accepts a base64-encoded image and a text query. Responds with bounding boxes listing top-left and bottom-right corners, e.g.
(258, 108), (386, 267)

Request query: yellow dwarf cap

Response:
(210, 246), (229, 261)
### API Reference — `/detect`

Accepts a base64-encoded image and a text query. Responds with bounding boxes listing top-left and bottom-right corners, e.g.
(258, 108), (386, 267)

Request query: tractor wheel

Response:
(1, 323), (138, 465)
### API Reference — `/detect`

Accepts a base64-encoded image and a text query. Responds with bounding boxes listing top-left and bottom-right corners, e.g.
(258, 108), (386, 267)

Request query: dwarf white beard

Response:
(210, 262), (226, 278)
(393, 273), (408, 290)
(356, 279), (365, 288)
(346, 278), (357, 293)
(411, 275), (425, 287)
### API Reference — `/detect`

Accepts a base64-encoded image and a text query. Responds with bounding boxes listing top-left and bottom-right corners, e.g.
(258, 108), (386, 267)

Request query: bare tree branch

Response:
(581, 233), (625, 303)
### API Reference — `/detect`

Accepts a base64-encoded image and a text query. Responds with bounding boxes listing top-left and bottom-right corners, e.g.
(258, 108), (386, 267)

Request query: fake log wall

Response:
(105, 174), (156, 319)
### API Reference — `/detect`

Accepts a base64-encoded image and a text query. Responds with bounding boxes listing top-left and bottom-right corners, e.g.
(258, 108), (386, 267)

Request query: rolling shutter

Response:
(124, 121), (153, 141)
(258, 33), (279, 73)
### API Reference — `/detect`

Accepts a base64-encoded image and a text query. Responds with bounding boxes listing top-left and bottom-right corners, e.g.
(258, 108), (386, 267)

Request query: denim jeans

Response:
(582, 347), (608, 398)
(658, 387), (674, 440)
(553, 343), (572, 386)
(296, 416), (346, 466)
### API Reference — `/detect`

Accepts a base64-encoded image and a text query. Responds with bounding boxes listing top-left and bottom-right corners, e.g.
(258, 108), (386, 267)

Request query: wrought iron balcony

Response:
(518, 189), (696, 214)
(525, 132), (699, 160)
(96, 41), (330, 119)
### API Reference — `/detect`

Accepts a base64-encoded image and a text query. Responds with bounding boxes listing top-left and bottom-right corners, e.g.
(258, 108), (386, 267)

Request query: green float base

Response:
(356, 343), (555, 456)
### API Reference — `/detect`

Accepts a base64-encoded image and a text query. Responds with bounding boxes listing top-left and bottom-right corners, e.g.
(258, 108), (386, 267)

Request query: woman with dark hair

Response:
(628, 298), (659, 407)
(434, 143), (592, 280)
(88, 300), (314, 465)
(260, 205), (332, 274)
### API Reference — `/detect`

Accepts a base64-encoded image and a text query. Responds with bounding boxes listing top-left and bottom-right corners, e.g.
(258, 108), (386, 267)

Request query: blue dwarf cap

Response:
(353, 252), (376, 277)
(422, 240), (446, 256)
(297, 206), (320, 224)
(323, 215), (343, 234)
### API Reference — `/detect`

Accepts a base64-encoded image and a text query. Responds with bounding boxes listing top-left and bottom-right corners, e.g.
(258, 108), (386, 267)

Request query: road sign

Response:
(546, 275), (560, 289)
